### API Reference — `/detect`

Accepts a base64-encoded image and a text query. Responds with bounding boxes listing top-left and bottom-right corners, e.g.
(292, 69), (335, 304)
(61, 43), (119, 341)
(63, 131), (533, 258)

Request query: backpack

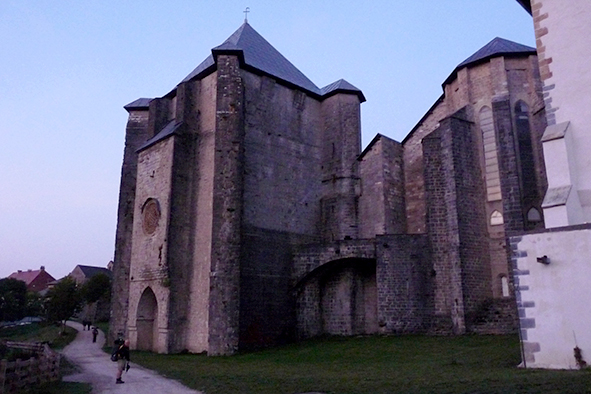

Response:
(111, 345), (122, 362)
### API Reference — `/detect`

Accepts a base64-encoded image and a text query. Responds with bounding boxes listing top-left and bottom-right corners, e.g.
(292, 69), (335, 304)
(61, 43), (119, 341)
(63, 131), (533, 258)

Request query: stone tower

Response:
(111, 24), (547, 354)
(402, 37), (546, 333)
(110, 22), (365, 355)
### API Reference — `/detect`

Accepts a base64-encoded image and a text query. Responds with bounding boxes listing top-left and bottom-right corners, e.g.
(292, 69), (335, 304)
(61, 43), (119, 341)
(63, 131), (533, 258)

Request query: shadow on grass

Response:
(130, 334), (591, 394)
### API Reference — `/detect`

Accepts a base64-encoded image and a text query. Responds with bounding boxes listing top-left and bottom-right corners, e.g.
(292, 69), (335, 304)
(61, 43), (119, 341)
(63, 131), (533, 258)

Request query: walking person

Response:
(113, 339), (131, 384)
(91, 326), (98, 343)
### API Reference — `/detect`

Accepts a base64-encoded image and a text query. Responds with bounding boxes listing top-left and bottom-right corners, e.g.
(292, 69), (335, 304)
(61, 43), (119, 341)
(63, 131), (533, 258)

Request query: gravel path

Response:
(61, 321), (203, 394)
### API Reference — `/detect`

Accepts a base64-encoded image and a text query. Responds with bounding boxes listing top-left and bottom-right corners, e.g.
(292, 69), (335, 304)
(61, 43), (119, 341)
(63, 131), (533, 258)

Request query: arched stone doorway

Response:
(136, 287), (158, 351)
(296, 258), (377, 339)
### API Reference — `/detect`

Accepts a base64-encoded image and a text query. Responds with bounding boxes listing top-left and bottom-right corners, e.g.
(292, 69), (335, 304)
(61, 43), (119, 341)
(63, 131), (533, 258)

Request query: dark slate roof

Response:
(443, 37), (536, 86)
(129, 23), (365, 112)
(457, 37), (536, 68)
(516, 0), (532, 14)
(402, 94), (445, 145)
(124, 98), (152, 111)
(77, 265), (112, 279)
(137, 120), (184, 153)
(183, 22), (321, 95)
(321, 79), (366, 102)
(182, 54), (215, 83)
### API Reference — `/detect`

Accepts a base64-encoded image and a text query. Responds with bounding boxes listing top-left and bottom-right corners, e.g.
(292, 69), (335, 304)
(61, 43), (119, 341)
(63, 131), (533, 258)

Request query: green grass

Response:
(25, 381), (92, 394)
(131, 334), (591, 394)
(0, 322), (77, 349)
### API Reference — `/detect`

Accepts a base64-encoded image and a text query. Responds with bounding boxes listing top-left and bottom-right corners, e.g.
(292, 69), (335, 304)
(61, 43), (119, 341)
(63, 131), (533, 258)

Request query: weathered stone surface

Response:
(111, 25), (546, 355)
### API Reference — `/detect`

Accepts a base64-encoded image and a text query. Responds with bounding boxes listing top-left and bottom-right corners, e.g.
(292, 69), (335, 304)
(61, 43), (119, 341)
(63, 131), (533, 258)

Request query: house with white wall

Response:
(514, 0), (591, 369)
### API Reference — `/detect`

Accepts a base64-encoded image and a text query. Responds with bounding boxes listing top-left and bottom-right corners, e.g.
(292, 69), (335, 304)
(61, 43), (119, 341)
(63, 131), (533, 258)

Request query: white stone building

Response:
(514, 0), (591, 369)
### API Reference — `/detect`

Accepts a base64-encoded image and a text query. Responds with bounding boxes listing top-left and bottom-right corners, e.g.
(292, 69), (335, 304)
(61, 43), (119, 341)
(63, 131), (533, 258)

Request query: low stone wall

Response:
(468, 298), (519, 335)
(0, 341), (60, 394)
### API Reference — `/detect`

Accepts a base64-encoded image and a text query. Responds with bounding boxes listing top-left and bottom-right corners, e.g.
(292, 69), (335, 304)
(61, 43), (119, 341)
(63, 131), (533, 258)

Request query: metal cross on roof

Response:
(244, 7), (250, 22)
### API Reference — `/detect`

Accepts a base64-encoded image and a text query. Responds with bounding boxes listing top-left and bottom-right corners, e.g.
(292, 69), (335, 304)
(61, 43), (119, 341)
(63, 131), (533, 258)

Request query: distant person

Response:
(113, 339), (131, 384)
(82, 320), (89, 330)
(92, 326), (98, 343)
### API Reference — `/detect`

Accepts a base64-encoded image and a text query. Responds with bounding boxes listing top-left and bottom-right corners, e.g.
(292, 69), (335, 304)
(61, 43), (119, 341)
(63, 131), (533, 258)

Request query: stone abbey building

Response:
(110, 22), (547, 355)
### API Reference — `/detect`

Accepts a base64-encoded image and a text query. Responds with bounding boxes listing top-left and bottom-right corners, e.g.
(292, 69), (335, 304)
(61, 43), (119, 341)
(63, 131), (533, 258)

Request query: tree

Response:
(26, 291), (44, 317)
(45, 276), (82, 332)
(80, 273), (111, 304)
(0, 278), (28, 322)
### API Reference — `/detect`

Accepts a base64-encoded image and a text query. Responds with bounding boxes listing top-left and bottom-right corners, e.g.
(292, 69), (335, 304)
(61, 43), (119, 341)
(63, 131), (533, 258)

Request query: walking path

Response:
(61, 321), (202, 394)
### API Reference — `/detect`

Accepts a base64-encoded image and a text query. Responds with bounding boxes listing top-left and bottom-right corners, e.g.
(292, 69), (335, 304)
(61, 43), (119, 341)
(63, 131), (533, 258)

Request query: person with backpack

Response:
(112, 339), (131, 384)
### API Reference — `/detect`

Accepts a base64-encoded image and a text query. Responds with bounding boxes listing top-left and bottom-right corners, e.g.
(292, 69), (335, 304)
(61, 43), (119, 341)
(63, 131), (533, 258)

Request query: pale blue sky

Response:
(0, 1), (534, 279)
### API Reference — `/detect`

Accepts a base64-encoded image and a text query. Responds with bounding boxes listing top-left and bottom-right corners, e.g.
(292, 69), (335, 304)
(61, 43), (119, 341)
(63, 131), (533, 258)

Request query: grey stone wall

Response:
(237, 72), (325, 350)
(376, 234), (432, 333)
(208, 55), (245, 356)
(358, 140), (386, 238)
(320, 94), (362, 241)
(128, 136), (175, 353)
(241, 73), (322, 236)
(403, 98), (448, 235)
(185, 72), (217, 353)
(295, 257), (377, 338)
(239, 227), (310, 350)
(293, 236), (430, 338)
(293, 240), (377, 339)
(359, 136), (406, 238)
(495, 98), (526, 236)
(423, 108), (492, 334)
(165, 81), (199, 353)
(381, 139), (406, 234)
(110, 108), (150, 345)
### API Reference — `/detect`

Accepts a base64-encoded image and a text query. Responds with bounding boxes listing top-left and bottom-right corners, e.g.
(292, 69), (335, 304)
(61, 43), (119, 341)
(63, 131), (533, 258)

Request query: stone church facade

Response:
(110, 23), (547, 355)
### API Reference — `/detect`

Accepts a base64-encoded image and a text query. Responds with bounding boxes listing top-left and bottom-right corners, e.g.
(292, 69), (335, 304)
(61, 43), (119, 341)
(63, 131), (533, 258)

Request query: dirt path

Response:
(61, 321), (203, 394)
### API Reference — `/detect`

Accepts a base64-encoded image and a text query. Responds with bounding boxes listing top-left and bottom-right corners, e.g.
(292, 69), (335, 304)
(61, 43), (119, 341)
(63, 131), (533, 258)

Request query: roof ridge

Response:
(442, 36), (536, 86)
(321, 79), (366, 102)
(457, 36), (536, 68)
(182, 22), (321, 95)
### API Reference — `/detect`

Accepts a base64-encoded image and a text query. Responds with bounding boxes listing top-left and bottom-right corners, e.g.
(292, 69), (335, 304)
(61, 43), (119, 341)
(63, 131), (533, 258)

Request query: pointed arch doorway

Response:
(136, 287), (158, 351)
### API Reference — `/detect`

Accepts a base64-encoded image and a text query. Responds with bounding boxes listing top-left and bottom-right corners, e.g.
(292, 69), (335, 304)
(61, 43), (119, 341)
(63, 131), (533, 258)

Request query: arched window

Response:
(490, 210), (504, 226)
(500, 275), (510, 297)
(527, 207), (542, 222)
(514, 101), (539, 211)
(480, 106), (501, 201)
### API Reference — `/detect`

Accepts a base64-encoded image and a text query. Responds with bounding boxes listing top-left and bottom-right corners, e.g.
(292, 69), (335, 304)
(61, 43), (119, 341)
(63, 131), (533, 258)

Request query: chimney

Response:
(40, 266), (45, 271)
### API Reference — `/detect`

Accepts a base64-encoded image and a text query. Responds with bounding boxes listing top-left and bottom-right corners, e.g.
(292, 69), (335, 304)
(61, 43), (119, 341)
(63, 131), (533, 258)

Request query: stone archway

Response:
(296, 258), (377, 339)
(136, 287), (158, 351)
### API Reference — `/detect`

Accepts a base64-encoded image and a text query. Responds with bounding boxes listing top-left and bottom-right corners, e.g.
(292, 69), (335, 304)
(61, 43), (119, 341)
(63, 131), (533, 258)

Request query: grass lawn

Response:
(0, 322), (78, 350)
(131, 334), (591, 394)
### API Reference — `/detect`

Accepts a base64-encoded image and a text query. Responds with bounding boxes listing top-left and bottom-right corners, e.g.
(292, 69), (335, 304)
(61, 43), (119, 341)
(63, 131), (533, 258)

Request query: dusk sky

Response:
(0, 1), (534, 280)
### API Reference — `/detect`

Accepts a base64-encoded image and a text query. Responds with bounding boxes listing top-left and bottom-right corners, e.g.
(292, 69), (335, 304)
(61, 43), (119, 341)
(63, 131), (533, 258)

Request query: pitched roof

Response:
(124, 98), (152, 111)
(9, 270), (43, 285)
(8, 267), (55, 286)
(516, 0), (532, 14)
(183, 22), (322, 96)
(443, 37), (536, 86)
(137, 120), (184, 153)
(76, 265), (112, 279)
(321, 79), (366, 102)
(127, 23), (365, 111)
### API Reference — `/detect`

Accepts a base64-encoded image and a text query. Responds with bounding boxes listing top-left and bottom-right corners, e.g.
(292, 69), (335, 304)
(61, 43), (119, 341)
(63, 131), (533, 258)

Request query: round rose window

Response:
(142, 199), (160, 235)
